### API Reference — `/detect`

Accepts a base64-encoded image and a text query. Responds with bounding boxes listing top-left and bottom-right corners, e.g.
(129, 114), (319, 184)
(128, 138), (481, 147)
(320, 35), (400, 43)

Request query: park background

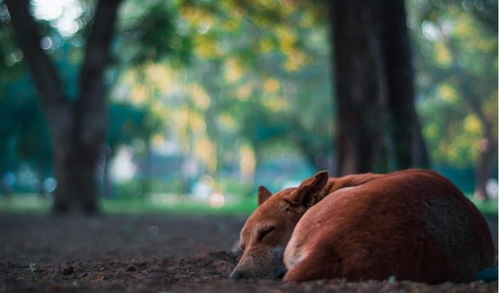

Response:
(1, 1), (498, 292)
(0, 0), (497, 216)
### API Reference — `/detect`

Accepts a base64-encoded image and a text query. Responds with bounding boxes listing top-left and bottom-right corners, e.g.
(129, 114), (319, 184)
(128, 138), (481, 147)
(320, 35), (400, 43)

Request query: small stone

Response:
(29, 263), (40, 272)
(61, 266), (75, 275)
(126, 265), (137, 272)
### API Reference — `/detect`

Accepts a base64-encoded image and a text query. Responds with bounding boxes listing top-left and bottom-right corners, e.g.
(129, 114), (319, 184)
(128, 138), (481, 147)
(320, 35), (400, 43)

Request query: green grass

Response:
(100, 197), (257, 215)
(0, 193), (496, 217)
(0, 194), (257, 216)
(0, 195), (52, 214)
(466, 195), (498, 216)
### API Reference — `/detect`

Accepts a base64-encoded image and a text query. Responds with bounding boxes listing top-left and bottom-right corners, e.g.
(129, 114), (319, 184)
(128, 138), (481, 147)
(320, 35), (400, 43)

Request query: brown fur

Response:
(229, 171), (328, 279)
(231, 169), (495, 284)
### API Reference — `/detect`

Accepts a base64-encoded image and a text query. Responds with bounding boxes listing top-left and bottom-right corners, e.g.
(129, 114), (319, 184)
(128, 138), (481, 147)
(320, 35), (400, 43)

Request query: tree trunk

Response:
(474, 125), (496, 200)
(36, 167), (46, 198)
(53, 142), (102, 212)
(6, 0), (122, 213)
(141, 141), (152, 197)
(381, 1), (429, 169)
(331, 0), (390, 176)
(330, 0), (428, 175)
(102, 146), (113, 198)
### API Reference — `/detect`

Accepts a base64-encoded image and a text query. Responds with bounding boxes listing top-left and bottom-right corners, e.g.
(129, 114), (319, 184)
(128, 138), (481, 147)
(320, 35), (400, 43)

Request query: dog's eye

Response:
(257, 226), (275, 241)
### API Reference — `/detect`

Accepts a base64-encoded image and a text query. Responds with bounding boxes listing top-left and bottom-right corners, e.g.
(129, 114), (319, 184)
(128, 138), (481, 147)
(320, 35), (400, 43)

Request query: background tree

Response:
(0, 0), (496, 210)
(4, 78), (52, 196)
(331, 0), (429, 176)
(104, 103), (162, 197)
(5, 0), (123, 213)
(411, 0), (498, 199)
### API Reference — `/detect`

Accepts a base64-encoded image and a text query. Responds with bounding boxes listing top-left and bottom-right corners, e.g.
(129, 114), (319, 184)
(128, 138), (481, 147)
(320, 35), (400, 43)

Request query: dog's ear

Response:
(258, 185), (272, 206)
(291, 170), (328, 208)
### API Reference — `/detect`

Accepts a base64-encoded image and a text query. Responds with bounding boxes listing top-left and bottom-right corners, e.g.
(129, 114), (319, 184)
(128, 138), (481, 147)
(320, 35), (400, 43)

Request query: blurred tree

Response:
(118, 0), (334, 187)
(5, 0), (123, 213)
(118, 0), (192, 67)
(104, 103), (162, 196)
(411, 0), (498, 199)
(331, 0), (429, 176)
(0, 4), (23, 196)
(175, 0), (334, 172)
(444, 36), (496, 200)
(5, 78), (53, 196)
(0, 100), (18, 196)
(1, 0), (494, 203)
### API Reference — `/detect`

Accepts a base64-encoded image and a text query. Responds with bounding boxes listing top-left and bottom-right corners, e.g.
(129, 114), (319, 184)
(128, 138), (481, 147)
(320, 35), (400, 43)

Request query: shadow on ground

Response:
(1, 214), (497, 293)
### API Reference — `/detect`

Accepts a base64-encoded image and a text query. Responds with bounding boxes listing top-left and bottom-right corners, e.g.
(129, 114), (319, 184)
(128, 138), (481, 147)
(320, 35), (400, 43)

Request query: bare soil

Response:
(1, 214), (497, 293)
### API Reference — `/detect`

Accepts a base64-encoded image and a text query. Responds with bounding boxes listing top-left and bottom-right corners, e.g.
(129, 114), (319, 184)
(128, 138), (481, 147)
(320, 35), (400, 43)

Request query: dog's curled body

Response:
(283, 169), (495, 283)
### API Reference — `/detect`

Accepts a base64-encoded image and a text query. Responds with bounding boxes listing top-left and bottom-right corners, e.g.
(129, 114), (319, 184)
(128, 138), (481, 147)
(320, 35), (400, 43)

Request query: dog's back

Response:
(283, 169), (495, 283)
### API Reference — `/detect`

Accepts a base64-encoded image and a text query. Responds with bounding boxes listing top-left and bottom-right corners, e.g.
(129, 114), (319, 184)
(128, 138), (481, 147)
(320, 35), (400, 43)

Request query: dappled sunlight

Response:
(208, 192), (225, 208)
(0, 0), (496, 215)
(0, 1), (497, 292)
(32, 0), (82, 37)
(224, 58), (245, 83)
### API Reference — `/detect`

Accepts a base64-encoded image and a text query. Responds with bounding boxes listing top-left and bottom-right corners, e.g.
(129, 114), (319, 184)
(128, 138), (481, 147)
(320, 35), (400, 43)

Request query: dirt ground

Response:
(1, 214), (497, 293)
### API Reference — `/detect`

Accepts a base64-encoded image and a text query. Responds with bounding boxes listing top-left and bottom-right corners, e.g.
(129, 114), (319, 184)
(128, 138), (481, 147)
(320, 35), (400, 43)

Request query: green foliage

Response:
(0, 75), (52, 175)
(1, 0), (496, 205)
(108, 103), (162, 154)
(409, 0), (498, 167)
(116, 0), (333, 173)
(118, 0), (193, 66)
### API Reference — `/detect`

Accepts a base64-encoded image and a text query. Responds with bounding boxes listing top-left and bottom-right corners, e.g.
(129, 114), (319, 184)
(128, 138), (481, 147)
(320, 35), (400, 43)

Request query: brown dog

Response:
(230, 169), (495, 283)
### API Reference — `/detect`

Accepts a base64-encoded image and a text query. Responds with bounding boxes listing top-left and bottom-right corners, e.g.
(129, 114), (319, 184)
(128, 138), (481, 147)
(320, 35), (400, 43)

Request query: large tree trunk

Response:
(6, 0), (122, 213)
(381, 1), (429, 169)
(330, 0), (428, 175)
(331, 0), (390, 175)
(52, 138), (103, 212)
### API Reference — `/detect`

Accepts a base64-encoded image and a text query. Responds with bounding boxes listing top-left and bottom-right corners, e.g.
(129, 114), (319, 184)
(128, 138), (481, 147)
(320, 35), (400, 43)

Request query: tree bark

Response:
(330, 0), (428, 175)
(381, 1), (429, 169)
(6, 0), (122, 213)
(331, 0), (389, 175)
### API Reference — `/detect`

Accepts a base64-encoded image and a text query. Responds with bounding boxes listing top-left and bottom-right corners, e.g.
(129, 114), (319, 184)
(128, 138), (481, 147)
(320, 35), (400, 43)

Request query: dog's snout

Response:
(229, 269), (244, 279)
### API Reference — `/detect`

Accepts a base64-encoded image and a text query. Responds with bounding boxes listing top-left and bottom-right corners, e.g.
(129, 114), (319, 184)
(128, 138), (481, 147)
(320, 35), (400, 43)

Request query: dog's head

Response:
(229, 171), (328, 279)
